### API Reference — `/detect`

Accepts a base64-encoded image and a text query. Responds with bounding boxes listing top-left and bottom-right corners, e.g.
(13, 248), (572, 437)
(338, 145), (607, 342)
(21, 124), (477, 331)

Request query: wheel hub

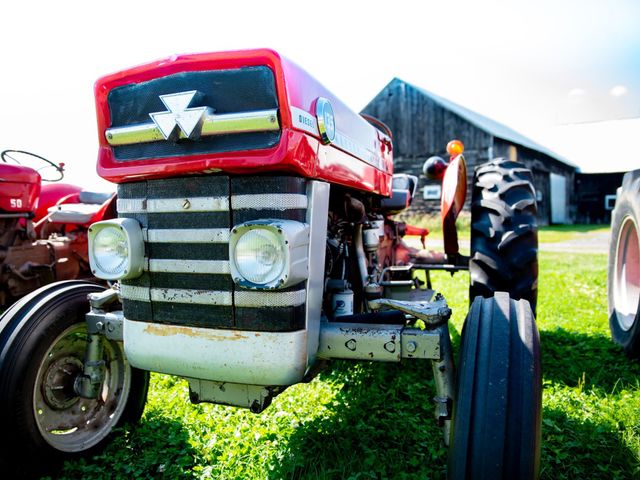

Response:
(614, 216), (640, 331)
(41, 356), (83, 410)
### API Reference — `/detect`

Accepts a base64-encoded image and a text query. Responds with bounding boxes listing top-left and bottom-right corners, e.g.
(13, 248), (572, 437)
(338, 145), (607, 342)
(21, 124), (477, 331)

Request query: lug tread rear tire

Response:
(470, 159), (539, 313)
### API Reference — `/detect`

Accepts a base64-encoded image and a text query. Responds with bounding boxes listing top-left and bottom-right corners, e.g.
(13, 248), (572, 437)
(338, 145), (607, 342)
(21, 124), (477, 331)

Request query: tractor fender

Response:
(441, 154), (467, 255)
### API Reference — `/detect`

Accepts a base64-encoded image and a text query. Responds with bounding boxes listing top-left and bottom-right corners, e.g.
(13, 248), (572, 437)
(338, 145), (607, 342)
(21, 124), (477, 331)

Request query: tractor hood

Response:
(95, 49), (393, 196)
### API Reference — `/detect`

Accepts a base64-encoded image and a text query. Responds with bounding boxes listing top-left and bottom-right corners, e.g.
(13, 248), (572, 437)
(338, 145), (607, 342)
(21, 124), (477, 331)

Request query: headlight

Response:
(229, 220), (309, 289)
(234, 229), (286, 284)
(88, 218), (144, 280)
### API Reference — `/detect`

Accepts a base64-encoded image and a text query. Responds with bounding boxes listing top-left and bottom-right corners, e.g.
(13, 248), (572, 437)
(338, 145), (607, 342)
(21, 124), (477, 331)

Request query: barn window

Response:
(605, 194), (617, 211)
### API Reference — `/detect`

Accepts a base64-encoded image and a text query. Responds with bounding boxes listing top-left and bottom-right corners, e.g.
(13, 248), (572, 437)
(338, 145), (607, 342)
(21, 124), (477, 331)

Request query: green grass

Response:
(402, 212), (609, 244)
(399, 212), (471, 240)
(50, 252), (640, 479)
(537, 224), (610, 243)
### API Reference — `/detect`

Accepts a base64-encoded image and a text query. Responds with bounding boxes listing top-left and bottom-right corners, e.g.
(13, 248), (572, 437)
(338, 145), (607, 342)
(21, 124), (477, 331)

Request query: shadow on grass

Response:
(541, 328), (640, 392)
(269, 360), (448, 480)
(541, 406), (639, 480)
(51, 414), (197, 480)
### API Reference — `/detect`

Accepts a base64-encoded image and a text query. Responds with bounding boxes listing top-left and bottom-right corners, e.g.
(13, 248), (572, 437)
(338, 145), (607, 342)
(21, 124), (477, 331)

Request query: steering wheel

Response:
(1, 149), (65, 182)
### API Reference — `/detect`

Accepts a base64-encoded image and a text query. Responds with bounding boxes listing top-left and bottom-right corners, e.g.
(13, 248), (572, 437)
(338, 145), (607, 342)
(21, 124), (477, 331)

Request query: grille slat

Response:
(145, 228), (230, 243)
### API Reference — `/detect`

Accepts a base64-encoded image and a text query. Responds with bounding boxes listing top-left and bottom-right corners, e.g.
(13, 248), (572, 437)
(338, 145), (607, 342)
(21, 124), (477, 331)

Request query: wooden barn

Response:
(362, 78), (579, 225)
(574, 171), (626, 224)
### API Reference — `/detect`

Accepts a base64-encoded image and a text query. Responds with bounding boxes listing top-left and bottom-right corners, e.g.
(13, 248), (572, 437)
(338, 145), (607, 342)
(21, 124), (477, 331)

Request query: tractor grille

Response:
(117, 175), (307, 332)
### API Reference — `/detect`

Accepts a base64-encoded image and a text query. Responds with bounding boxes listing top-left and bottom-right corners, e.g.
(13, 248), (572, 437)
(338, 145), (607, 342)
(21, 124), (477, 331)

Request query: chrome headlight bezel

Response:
(229, 220), (309, 290)
(88, 218), (144, 280)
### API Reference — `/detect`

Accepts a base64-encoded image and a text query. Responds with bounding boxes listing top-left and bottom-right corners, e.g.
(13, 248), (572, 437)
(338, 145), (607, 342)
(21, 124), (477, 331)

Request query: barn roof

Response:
(392, 78), (577, 169)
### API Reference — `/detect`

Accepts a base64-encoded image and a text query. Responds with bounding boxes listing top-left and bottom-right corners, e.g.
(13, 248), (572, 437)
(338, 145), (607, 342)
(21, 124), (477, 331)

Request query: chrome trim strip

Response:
(120, 285), (302, 307)
(200, 110), (279, 136)
(116, 198), (145, 213)
(120, 285), (232, 305)
(148, 197), (229, 213)
(234, 289), (306, 308)
(151, 288), (232, 305)
(117, 196), (229, 214)
(119, 284), (150, 302)
(231, 194), (308, 210)
(105, 109), (280, 146)
(304, 181), (330, 364)
(145, 228), (230, 244)
(147, 259), (230, 274)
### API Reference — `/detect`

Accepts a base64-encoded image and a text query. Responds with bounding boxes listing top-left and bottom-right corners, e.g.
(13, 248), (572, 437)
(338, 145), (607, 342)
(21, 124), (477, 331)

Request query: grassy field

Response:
(401, 213), (610, 244)
(536, 224), (610, 243)
(45, 251), (640, 479)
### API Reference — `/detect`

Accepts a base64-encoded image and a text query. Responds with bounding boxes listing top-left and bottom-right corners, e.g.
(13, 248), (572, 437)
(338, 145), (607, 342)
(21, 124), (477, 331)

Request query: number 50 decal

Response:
(10, 198), (23, 208)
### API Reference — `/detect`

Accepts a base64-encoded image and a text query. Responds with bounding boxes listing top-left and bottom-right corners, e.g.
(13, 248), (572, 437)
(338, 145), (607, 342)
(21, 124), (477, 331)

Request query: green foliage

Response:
(52, 252), (640, 479)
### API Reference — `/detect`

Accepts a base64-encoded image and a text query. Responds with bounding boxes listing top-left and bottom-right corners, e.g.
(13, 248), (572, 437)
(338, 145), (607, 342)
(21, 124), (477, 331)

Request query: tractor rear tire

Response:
(469, 158), (538, 314)
(448, 293), (541, 480)
(608, 170), (640, 358)
(0, 281), (149, 474)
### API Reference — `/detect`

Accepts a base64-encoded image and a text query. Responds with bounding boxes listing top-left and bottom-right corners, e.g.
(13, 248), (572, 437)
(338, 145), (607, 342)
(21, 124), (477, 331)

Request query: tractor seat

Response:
(380, 174), (419, 215)
(47, 190), (114, 224)
(78, 190), (113, 205)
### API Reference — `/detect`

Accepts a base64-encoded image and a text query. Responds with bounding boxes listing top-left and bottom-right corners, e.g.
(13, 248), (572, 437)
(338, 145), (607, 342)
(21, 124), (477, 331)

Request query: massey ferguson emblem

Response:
(149, 91), (210, 141)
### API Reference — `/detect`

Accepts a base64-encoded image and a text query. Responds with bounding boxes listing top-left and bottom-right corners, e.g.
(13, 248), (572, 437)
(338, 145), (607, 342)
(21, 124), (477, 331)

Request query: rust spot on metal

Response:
(143, 323), (248, 341)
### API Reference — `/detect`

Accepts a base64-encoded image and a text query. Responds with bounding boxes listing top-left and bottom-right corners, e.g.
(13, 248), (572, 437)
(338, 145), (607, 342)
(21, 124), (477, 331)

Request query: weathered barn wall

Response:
(362, 78), (492, 215)
(362, 78), (578, 225)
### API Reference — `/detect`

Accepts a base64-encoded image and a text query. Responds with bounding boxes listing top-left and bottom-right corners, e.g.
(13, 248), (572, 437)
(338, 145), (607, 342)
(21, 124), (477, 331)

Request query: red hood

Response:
(0, 163), (40, 184)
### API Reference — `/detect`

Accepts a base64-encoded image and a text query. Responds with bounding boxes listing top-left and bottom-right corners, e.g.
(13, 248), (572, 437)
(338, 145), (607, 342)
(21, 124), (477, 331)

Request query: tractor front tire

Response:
(469, 158), (538, 314)
(448, 292), (542, 480)
(448, 293), (542, 480)
(0, 281), (149, 474)
(608, 170), (640, 358)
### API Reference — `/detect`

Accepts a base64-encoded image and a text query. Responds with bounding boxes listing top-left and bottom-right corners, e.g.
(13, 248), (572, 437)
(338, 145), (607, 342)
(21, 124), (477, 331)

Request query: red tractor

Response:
(0, 150), (115, 306)
(0, 50), (541, 478)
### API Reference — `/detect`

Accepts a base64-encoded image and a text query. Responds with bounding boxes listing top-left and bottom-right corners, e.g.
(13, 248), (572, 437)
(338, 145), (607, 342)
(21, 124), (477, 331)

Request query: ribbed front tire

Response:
(448, 293), (542, 480)
(0, 281), (149, 476)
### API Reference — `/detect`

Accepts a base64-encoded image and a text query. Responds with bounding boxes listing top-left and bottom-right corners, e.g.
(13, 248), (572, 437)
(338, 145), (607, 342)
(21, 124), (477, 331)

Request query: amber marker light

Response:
(446, 139), (465, 157)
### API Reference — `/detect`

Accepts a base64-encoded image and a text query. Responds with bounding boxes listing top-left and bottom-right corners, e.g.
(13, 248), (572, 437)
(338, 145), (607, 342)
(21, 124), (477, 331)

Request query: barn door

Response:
(550, 173), (567, 224)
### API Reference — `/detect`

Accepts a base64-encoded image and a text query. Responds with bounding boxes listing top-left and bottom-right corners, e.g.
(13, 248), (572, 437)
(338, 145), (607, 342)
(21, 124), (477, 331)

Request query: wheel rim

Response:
(32, 323), (131, 452)
(613, 215), (640, 331)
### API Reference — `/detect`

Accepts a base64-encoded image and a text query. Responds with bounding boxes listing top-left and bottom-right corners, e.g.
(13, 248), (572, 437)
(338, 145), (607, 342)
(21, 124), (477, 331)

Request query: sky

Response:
(1, 0), (638, 191)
